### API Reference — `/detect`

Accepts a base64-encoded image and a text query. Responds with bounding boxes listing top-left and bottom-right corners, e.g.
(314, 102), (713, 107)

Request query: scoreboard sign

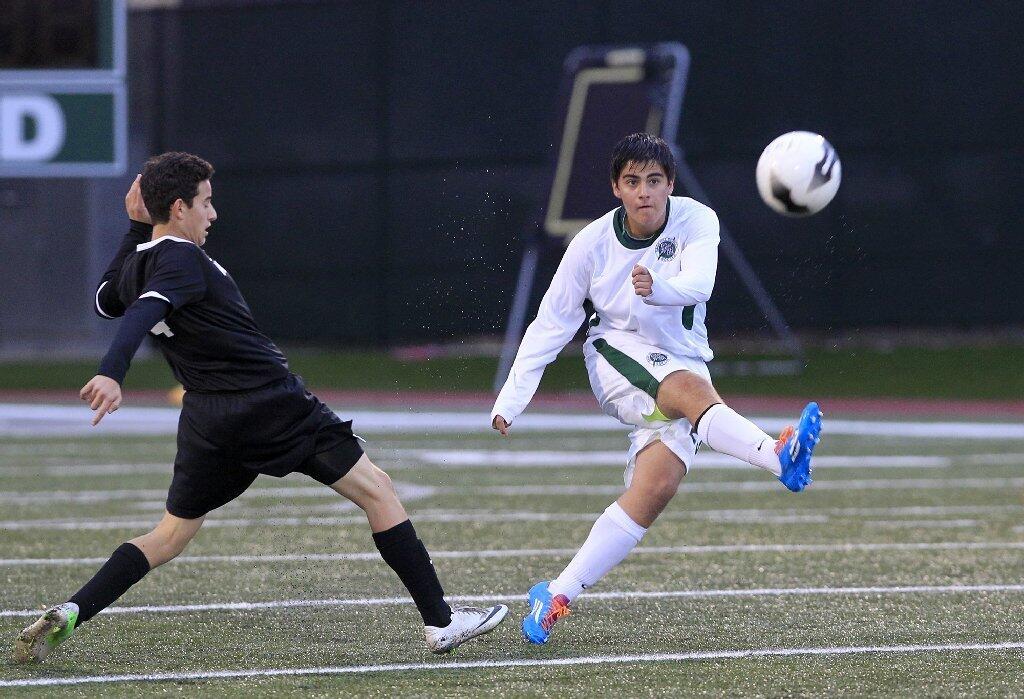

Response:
(0, 0), (127, 177)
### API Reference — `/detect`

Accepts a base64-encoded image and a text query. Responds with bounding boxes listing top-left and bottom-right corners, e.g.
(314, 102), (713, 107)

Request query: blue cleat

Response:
(522, 581), (571, 644)
(778, 402), (822, 492)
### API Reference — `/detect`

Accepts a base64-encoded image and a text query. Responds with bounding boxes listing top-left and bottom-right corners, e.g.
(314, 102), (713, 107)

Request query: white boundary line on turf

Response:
(0, 482), (436, 504)
(3, 541), (1023, 568)
(396, 451), (959, 469)
(4, 475), (1023, 503)
(7, 503), (1022, 531)
(0, 452), (983, 475)
(3, 403), (1024, 439)
(3, 641), (1023, 687)
(472, 477), (1024, 495)
(3, 583), (1024, 619)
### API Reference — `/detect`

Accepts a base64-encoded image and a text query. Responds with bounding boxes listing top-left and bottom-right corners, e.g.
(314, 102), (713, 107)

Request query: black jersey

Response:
(108, 235), (290, 392)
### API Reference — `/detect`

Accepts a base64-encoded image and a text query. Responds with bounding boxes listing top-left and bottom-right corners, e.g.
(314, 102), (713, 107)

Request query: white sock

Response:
(548, 502), (647, 603)
(695, 403), (781, 476)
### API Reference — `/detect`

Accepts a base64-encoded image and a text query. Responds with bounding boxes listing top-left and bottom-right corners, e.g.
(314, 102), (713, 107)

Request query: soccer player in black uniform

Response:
(13, 152), (507, 663)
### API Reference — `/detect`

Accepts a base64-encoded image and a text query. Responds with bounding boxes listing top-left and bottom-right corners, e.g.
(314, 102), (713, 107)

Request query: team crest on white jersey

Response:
(648, 352), (668, 366)
(655, 238), (678, 261)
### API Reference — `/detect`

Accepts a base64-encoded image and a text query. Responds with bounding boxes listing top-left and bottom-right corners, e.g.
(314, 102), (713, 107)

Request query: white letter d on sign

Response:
(0, 95), (66, 161)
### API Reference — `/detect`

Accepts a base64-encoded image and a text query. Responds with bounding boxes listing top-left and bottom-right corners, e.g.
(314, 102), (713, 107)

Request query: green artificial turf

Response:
(0, 345), (1022, 400)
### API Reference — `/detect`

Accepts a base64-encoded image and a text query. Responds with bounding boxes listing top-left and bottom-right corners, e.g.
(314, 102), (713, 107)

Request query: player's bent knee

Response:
(334, 456), (399, 507)
(368, 465), (397, 500)
(656, 370), (720, 423)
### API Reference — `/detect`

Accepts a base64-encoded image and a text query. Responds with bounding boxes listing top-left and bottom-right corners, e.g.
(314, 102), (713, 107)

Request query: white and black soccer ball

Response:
(756, 131), (841, 217)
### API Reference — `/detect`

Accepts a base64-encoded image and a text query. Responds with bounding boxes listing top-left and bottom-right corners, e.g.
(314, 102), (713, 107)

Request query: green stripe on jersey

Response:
(592, 338), (660, 400)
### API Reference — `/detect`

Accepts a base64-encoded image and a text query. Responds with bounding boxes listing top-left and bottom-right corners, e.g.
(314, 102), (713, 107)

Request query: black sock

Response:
(372, 520), (452, 627)
(68, 542), (150, 624)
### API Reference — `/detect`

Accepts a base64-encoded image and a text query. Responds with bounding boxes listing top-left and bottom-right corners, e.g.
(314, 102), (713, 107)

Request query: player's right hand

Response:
(125, 174), (152, 224)
(80, 375), (123, 426)
(492, 415), (510, 436)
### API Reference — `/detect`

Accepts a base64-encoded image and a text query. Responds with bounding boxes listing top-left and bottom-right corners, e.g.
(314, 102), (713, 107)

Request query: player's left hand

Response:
(631, 264), (653, 297)
(80, 375), (123, 426)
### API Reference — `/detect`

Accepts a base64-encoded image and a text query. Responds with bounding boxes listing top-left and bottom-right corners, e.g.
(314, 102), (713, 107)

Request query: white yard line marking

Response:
(0, 510), (833, 531)
(4, 504), (1021, 532)
(5, 452), (1020, 477)
(0, 463), (169, 476)
(3, 541), (1023, 568)
(2, 641), (1023, 687)
(474, 477), (1024, 495)
(2, 475), (1021, 503)
(0, 482), (435, 504)
(2, 403), (1024, 438)
(397, 450), (960, 469)
(3, 583), (1024, 619)
(865, 519), (980, 529)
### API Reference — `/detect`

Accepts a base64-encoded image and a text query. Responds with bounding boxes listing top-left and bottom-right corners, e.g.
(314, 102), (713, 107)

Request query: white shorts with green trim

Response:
(584, 331), (711, 486)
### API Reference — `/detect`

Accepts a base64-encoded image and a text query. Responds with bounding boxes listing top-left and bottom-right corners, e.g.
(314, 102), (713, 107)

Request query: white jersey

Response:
(492, 196), (720, 424)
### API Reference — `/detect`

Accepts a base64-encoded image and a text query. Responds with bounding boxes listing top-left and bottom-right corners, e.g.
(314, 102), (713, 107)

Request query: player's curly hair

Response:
(140, 152), (215, 224)
(609, 133), (676, 183)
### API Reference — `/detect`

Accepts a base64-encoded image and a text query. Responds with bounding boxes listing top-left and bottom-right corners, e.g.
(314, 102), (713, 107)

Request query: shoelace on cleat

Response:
(541, 595), (571, 631)
(774, 426), (795, 456)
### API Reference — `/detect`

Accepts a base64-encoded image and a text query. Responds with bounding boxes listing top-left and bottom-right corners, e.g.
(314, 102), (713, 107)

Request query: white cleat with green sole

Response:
(13, 602), (79, 663)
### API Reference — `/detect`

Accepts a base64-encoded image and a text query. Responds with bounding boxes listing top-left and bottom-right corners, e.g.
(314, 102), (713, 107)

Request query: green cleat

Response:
(13, 602), (79, 663)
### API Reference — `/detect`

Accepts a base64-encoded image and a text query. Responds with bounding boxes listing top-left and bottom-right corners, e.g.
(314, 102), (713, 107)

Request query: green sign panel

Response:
(0, 85), (125, 176)
(0, 1), (126, 177)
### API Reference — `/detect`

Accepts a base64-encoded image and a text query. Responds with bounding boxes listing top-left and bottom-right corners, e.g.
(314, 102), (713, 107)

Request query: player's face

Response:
(612, 161), (673, 237)
(178, 179), (217, 246)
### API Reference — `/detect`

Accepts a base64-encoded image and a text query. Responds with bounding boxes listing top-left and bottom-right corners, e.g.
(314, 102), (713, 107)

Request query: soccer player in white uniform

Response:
(491, 133), (822, 644)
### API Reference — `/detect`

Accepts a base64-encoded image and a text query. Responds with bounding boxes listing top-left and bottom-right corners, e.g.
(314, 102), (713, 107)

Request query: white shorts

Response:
(584, 332), (711, 487)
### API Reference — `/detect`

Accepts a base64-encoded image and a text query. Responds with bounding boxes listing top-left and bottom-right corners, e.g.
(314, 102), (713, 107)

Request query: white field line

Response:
(4, 541), (1024, 568)
(3, 641), (1024, 687)
(8, 501), (1022, 531)
(394, 451), (959, 469)
(474, 477), (1024, 495)
(0, 463), (169, 476)
(3, 403), (1024, 439)
(4, 583), (1024, 619)
(0, 453), (971, 476)
(865, 519), (980, 529)
(0, 510), (831, 531)
(3, 475), (1021, 503)
(9, 501), (1024, 532)
(0, 482), (436, 505)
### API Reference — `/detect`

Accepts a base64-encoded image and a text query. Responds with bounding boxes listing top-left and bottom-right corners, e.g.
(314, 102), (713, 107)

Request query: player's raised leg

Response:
(656, 370), (821, 492)
(13, 511), (204, 663)
(328, 454), (507, 653)
(523, 440), (683, 644)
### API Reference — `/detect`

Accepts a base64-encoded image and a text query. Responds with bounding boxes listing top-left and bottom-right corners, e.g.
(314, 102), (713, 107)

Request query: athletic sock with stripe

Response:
(695, 403), (782, 476)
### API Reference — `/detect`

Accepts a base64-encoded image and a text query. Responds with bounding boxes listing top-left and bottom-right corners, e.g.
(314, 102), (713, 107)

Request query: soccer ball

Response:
(755, 131), (841, 217)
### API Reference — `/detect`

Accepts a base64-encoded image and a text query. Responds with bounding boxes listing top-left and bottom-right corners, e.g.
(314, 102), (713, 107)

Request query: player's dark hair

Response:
(140, 152), (215, 224)
(609, 133), (676, 183)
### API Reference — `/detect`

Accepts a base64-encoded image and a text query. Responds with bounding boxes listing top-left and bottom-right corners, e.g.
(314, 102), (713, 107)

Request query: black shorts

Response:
(166, 374), (364, 519)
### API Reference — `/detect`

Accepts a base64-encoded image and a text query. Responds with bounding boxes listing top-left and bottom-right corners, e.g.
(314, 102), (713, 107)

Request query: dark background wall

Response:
(105, 1), (1024, 347)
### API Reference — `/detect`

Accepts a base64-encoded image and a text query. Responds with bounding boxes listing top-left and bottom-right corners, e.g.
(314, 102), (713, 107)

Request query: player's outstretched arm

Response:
(490, 234), (592, 430)
(86, 296), (170, 425)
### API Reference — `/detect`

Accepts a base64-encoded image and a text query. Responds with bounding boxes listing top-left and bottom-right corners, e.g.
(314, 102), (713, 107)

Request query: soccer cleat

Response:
(424, 604), (508, 654)
(522, 581), (571, 644)
(12, 602), (79, 663)
(778, 402), (822, 492)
